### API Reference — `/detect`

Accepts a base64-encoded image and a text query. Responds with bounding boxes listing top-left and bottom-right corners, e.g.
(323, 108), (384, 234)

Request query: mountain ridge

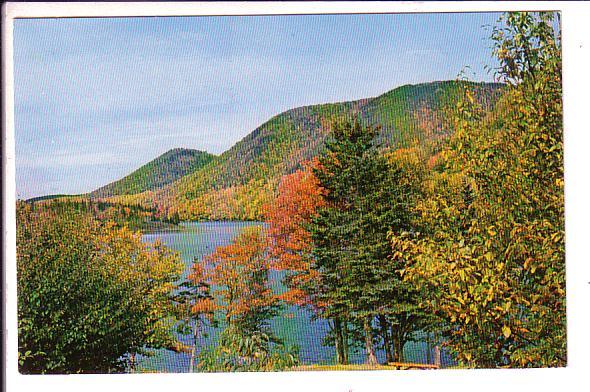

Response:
(95, 80), (503, 220)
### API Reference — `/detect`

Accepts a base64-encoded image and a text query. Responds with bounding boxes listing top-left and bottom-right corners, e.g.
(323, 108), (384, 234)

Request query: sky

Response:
(14, 12), (502, 199)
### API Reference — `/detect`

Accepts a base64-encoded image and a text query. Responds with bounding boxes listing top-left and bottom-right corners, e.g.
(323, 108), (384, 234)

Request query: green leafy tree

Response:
(198, 325), (299, 372)
(17, 202), (183, 374)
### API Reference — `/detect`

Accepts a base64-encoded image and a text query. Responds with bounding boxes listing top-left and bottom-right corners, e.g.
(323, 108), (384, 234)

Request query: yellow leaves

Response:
(523, 257), (533, 271)
(401, 13), (566, 368)
(502, 325), (512, 338)
(486, 286), (495, 302)
(555, 178), (564, 188)
(458, 269), (467, 282)
(463, 352), (473, 363)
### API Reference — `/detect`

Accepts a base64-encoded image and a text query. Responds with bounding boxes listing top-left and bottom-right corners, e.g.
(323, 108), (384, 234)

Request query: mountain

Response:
(91, 148), (216, 198)
(99, 81), (503, 220)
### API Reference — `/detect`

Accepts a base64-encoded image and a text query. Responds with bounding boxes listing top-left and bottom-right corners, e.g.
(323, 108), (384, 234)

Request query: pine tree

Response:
(310, 119), (427, 365)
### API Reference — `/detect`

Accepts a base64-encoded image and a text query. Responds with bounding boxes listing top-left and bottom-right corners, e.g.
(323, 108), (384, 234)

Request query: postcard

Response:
(3, 2), (587, 392)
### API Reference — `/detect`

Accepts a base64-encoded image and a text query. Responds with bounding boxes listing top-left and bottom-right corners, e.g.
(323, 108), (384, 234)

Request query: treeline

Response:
(25, 197), (182, 230)
(264, 12), (564, 368)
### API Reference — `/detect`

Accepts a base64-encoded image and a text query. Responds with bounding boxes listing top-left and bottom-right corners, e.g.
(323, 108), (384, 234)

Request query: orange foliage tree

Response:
(198, 226), (278, 333)
(189, 226), (298, 371)
(264, 160), (326, 310)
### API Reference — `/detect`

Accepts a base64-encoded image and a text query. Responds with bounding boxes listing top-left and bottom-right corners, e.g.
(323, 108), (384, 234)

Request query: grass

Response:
(290, 362), (439, 371)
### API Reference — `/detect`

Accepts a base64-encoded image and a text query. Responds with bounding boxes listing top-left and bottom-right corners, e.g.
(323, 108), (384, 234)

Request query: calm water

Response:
(139, 221), (449, 372)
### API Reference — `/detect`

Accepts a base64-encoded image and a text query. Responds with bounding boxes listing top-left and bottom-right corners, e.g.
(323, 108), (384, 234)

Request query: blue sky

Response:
(14, 13), (501, 199)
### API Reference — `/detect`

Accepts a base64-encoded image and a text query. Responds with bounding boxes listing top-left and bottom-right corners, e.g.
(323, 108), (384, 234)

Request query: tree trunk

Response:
(333, 317), (345, 365)
(189, 318), (201, 372)
(364, 316), (378, 365)
(129, 352), (136, 373)
(378, 315), (393, 363)
(342, 320), (349, 365)
(426, 333), (432, 365)
(390, 325), (405, 363)
(434, 345), (441, 368)
(394, 336), (404, 363)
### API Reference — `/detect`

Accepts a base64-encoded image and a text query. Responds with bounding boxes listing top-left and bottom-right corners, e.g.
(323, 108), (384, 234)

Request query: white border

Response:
(3, 2), (589, 392)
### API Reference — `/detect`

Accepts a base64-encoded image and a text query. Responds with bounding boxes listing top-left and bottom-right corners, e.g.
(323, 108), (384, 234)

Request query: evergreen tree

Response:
(310, 119), (427, 364)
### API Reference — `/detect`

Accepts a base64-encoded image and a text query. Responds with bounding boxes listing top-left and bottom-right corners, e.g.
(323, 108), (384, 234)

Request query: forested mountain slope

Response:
(91, 148), (216, 198)
(100, 81), (503, 220)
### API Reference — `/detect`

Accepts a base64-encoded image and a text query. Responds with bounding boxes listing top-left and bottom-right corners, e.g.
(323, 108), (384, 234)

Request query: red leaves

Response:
(264, 162), (325, 309)
(265, 162), (324, 271)
(190, 227), (276, 320)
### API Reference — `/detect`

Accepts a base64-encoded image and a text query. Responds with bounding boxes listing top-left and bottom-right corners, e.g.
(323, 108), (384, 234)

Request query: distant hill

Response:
(99, 81), (504, 220)
(91, 148), (216, 198)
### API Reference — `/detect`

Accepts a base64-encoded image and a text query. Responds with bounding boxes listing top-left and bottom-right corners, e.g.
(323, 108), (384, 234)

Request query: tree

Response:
(265, 162), (358, 363)
(175, 262), (217, 373)
(17, 202), (183, 374)
(382, 146), (439, 363)
(309, 118), (429, 365)
(193, 227), (298, 371)
(401, 12), (564, 367)
(265, 161), (326, 309)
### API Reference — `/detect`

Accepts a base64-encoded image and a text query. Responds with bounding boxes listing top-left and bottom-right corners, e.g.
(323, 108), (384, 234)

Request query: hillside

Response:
(91, 148), (216, 198)
(101, 81), (503, 220)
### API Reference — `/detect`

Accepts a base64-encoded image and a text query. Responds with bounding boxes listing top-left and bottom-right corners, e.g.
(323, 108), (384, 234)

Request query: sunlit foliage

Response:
(399, 12), (564, 367)
(17, 202), (183, 373)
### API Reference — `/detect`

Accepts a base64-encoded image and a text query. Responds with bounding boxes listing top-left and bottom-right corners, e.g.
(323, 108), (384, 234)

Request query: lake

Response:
(139, 221), (450, 372)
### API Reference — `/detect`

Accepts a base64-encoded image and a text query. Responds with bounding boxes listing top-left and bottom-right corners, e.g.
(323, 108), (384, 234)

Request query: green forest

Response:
(17, 12), (565, 373)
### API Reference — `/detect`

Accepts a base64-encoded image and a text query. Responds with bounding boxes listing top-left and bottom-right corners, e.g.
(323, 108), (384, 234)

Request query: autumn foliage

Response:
(398, 12), (565, 367)
(16, 202), (183, 374)
(16, 11), (564, 373)
(190, 226), (298, 371)
(265, 160), (326, 308)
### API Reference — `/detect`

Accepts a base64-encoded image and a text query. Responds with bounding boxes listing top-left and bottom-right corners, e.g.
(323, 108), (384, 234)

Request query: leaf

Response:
(502, 325), (512, 338)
